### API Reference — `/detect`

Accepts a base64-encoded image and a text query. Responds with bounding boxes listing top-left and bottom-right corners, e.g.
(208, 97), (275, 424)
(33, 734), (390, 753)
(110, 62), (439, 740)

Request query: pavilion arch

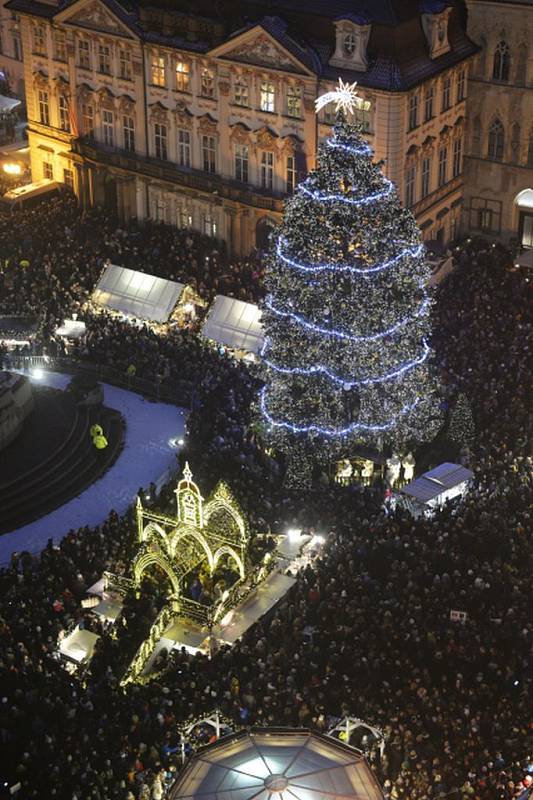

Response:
(213, 545), (245, 580)
(133, 551), (181, 596)
(169, 527), (215, 573)
(141, 522), (172, 554)
(204, 495), (248, 545)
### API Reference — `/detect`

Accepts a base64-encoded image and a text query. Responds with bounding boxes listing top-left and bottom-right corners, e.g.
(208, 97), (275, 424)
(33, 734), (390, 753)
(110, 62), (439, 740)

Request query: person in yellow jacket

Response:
(90, 423), (103, 439)
(93, 433), (108, 453)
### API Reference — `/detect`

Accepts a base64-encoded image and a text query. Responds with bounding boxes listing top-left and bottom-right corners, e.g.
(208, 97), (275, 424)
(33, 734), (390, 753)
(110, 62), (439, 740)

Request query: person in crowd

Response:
(0, 196), (531, 800)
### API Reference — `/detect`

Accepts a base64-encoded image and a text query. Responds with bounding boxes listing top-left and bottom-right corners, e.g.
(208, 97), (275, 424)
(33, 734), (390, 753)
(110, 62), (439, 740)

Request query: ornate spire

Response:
(182, 462), (193, 483)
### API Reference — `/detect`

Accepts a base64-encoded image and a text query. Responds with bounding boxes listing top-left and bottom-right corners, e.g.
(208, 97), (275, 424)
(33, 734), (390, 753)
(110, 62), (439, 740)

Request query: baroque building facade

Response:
(0, 0), (25, 97)
(463, 0), (533, 247)
(6, 0), (477, 254)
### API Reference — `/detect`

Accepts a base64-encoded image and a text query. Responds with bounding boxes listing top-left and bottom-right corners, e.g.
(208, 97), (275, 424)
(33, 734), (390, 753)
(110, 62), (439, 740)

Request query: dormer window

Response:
(421, 7), (452, 60)
(344, 33), (356, 55)
(330, 18), (371, 71)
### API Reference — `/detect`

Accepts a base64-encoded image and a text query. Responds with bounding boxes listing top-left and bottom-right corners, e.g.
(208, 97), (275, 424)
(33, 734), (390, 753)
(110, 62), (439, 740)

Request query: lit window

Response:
(154, 123), (167, 160)
(78, 40), (90, 70)
(354, 103), (371, 132)
(235, 143), (249, 183)
(405, 165), (416, 206)
(456, 70), (466, 102)
(151, 56), (166, 87)
(260, 81), (275, 113)
(38, 90), (50, 126)
(63, 168), (74, 189)
(201, 135), (216, 172)
(33, 24), (46, 55)
(102, 109), (114, 146)
(234, 77), (248, 106)
(424, 87), (434, 121)
(452, 137), (462, 177)
(43, 161), (53, 180)
(488, 118), (504, 161)
(287, 85), (301, 118)
(260, 150), (274, 190)
(492, 41), (510, 81)
(81, 103), (94, 137)
(177, 128), (191, 167)
(408, 94), (418, 130)
(55, 32), (66, 62)
(58, 95), (70, 132)
(123, 115), (135, 152)
(441, 76), (451, 111)
(203, 215), (217, 236)
(438, 146), (447, 186)
(286, 155), (297, 193)
(179, 207), (193, 228)
(421, 156), (431, 198)
(98, 45), (111, 75)
(201, 68), (215, 98)
(175, 61), (190, 92)
(119, 49), (132, 80)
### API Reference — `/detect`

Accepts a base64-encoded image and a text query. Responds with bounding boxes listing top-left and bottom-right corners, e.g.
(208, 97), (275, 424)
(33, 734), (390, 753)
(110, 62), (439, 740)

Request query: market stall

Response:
(92, 264), (202, 324)
(201, 294), (264, 358)
(399, 462), (473, 517)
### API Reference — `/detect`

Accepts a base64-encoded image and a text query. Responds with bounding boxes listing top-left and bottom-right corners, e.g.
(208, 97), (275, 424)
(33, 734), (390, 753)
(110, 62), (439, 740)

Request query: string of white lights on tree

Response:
(260, 83), (442, 464)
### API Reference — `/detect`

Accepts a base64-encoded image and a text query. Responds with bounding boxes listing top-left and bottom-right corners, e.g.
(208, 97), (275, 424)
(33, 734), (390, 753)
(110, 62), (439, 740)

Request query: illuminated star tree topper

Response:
(315, 79), (370, 116)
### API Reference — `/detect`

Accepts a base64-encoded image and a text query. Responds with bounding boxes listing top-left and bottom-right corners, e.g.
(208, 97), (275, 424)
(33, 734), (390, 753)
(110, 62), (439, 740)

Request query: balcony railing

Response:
(410, 174), (462, 217)
(72, 137), (286, 212)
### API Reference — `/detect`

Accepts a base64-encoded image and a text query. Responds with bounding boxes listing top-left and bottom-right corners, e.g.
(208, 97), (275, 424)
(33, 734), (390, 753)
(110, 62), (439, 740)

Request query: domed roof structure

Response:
(170, 727), (385, 800)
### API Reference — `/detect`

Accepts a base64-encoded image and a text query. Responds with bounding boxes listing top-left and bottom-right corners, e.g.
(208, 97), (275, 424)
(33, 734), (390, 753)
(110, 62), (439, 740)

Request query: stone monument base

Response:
(0, 371), (34, 451)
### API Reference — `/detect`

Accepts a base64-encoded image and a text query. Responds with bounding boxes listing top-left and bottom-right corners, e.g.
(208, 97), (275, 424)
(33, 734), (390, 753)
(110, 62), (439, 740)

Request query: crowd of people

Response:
(0, 195), (532, 800)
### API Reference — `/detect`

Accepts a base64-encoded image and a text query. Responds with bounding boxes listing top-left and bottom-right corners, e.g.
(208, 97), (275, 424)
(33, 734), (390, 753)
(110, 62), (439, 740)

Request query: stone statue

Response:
(385, 453), (401, 488)
(402, 452), (416, 483)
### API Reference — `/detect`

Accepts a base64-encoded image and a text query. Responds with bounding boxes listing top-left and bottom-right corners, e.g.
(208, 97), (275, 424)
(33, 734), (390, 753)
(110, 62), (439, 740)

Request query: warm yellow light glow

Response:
(3, 162), (22, 175)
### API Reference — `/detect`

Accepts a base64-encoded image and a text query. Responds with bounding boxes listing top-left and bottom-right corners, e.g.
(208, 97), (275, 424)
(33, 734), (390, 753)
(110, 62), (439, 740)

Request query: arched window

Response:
(527, 132), (533, 167)
(492, 41), (510, 81)
(472, 116), (482, 156)
(515, 44), (527, 86)
(488, 118), (505, 161)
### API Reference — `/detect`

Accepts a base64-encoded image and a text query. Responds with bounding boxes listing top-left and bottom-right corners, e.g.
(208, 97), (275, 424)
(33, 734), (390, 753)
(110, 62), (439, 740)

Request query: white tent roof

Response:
(202, 295), (264, 354)
(401, 462), (473, 504)
(0, 95), (21, 113)
(55, 319), (87, 339)
(92, 264), (185, 323)
(59, 626), (100, 663)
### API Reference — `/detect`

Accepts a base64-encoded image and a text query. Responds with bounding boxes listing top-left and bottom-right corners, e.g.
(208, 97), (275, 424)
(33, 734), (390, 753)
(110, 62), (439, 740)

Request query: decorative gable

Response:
(57, 0), (136, 39)
(210, 31), (311, 76)
(421, 4), (452, 59)
(330, 17), (372, 72)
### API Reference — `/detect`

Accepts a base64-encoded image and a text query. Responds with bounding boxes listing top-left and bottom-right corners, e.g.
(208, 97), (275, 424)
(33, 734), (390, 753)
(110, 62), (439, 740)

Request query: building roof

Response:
(401, 462), (474, 504)
(170, 727), (385, 800)
(6, 0), (479, 91)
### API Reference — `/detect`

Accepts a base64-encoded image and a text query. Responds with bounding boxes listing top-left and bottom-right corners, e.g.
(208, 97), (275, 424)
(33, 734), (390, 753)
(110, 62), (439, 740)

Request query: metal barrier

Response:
(6, 355), (194, 407)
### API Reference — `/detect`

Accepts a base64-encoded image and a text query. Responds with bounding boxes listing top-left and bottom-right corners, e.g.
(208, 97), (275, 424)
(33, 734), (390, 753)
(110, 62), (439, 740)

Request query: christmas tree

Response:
(260, 88), (441, 471)
(448, 393), (475, 447)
